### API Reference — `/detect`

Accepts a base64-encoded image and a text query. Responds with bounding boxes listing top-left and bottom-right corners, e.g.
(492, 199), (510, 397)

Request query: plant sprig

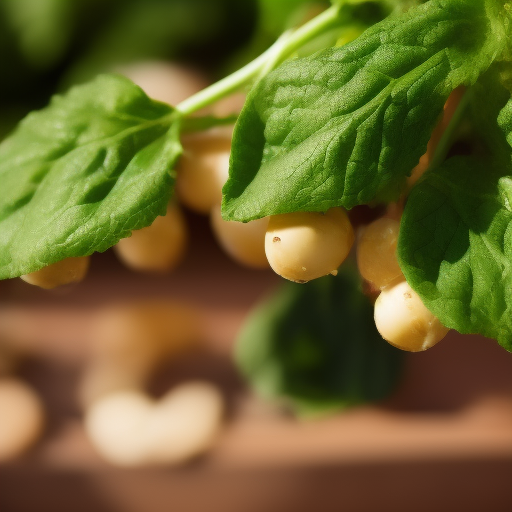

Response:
(176, 3), (346, 116)
(1, 0), (512, 351)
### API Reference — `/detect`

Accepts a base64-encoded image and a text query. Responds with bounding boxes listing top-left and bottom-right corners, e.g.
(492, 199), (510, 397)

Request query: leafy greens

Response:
(223, 0), (510, 221)
(0, 74), (181, 279)
(1, 0), (512, 353)
(398, 71), (512, 351)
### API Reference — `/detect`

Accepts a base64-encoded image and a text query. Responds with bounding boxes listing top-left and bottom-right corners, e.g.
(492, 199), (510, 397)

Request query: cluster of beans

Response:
(19, 63), (459, 354)
(0, 300), (225, 466)
(262, 88), (461, 352)
(358, 216), (449, 351)
(81, 302), (224, 467)
(19, 62), (267, 287)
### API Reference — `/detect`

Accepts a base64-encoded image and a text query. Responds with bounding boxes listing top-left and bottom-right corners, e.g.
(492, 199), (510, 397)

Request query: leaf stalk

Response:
(175, 4), (343, 116)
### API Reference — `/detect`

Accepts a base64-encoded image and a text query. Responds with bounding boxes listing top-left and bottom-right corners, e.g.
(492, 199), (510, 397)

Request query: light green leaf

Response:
(398, 157), (512, 351)
(235, 266), (403, 418)
(224, 0), (509, 221)
(0, 74), (181, 279)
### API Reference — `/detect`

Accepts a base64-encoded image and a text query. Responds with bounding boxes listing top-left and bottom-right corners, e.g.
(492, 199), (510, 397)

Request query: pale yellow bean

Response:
(265, 208), (354, 283)
(374, 280), (449, 352)
(21, 257), (90, 289)
(210, 205), (269, 269)
(0, 379), (45, 461)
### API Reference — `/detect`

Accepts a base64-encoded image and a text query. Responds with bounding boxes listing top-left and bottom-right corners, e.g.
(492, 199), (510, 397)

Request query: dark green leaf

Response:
(398, 69), (512, 351)
(0, 74), (181, 279)
(224, 0), (509, 221)
(498, 97), (512, 157)
(398, 157), (512, 351)
(235, 266), (403, 417)
(467, 64), (512, 168)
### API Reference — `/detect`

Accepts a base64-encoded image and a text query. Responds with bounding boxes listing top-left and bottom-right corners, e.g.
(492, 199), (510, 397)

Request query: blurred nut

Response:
(85, 382), (223, 467)
(146, 381), (224, 465)
(176, 131), (231, 214)
(210, 205), (269, 269)
(117, 61), (208, 106)
(79, 361), (143, 410)
(79, 301), (202, 408)
(20, 257), (90, 289)
(85, 390), (153, 467)
(90, 301), (201, 360)
(0, 378), (45, 461)
(114, 203), (188, 273)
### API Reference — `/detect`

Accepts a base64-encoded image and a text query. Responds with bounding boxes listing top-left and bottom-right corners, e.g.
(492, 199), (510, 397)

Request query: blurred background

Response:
(0, 1), (511, 511)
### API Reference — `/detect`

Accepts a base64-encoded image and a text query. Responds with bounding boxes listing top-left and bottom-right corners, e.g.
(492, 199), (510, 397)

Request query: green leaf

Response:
(498, 96), (512, 158)
(398, 157), (512, 351)
(468, 64), (512, 168)
(235, 266), (403, 418)
(258, 0), (326, 37)
(332, 0), (422, 13)
(398, 68), (512, 351)
(223, 0), (509, 221)
(0, 74), (181, 279)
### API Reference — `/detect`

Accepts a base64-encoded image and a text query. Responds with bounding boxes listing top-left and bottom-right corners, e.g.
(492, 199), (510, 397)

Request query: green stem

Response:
(428, 89), (472, 171)
(176, 4), (343, 116)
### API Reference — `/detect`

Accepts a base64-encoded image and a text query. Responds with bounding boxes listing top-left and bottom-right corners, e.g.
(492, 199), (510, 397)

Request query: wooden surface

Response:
(0, 212), (511, 512)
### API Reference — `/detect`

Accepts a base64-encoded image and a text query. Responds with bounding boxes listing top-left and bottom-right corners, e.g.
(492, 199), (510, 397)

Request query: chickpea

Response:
(176, 131), (231, 214)
(210, 205), (269, 269)
(21, 257), (90, 289)
(114, 203), (187, 273)
(374, 280), (449, 352)
(265, 208), (354, 283)
(0, 379), (45, 461)
(357, 217), (403, 289)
